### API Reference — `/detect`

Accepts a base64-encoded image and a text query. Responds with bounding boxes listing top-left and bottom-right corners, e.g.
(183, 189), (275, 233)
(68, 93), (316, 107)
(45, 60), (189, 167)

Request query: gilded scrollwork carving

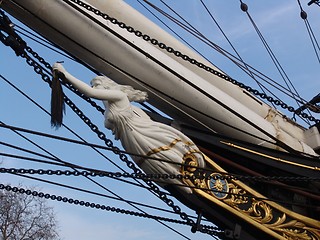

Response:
(223, 183), (248, 206)
(240, 199), (273, 224)
(267, 218), (318, 240)
(181, 153), (320, 240)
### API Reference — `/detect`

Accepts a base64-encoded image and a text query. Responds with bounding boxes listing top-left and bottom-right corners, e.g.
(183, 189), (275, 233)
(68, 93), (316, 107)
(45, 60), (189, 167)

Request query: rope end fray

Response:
(51, 70), (66, 129)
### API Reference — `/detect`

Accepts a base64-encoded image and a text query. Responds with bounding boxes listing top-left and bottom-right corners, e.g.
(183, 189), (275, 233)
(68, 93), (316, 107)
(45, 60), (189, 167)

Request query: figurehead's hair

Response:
(50, 70), (65, 128)
(91, 76), (148, 103)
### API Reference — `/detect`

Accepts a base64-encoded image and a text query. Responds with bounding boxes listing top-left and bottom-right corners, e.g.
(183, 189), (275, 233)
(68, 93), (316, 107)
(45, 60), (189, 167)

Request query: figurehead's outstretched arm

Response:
(52, 62), (125, 103)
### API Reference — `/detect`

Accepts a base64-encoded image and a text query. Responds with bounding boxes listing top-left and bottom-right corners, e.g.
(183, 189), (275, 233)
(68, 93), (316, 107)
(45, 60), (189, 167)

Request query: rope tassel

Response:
(51, 70), (65, 128)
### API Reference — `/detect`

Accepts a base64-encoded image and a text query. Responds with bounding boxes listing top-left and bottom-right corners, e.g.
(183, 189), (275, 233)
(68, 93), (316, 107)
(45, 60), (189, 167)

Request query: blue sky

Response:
(1, 1), (319, 240)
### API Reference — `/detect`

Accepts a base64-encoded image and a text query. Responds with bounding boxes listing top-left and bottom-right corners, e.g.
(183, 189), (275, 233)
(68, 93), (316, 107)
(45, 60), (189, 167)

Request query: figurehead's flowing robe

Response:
(105, 101), (205, 193)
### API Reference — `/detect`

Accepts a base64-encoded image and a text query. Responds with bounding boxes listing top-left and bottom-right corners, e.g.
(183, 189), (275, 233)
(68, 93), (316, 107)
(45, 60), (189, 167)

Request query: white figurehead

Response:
(52, 62), (206, 194)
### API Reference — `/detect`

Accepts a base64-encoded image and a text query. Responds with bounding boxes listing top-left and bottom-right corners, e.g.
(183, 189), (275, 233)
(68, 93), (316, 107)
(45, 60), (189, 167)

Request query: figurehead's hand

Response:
(52, 62), (66, 74)
(52, 62), (67, 82)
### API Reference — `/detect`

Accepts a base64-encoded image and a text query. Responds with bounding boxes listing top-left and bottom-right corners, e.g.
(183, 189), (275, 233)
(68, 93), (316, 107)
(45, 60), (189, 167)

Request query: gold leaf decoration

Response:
(180, 153), (320, 240)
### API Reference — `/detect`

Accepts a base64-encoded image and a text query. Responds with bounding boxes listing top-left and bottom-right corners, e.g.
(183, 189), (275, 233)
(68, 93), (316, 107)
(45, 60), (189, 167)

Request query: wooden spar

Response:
(1, 0), (318, 155)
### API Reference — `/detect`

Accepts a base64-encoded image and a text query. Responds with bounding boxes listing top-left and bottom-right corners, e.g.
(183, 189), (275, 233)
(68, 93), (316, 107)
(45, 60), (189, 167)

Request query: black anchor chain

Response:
(1, 167), (318, 182)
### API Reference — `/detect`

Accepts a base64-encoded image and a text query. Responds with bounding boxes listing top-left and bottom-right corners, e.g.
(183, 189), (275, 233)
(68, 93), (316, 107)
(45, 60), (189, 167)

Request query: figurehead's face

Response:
(91, 76), (115, 89)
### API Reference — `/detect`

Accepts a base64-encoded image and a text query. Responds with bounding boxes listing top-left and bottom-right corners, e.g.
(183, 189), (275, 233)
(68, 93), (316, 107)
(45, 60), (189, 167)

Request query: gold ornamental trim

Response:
(147, 138), (194, 156)
(180, 152), (320, 240)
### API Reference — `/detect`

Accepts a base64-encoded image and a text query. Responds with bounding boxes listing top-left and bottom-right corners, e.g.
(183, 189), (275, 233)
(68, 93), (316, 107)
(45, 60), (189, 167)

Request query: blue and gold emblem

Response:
(208, 173), (229, 199)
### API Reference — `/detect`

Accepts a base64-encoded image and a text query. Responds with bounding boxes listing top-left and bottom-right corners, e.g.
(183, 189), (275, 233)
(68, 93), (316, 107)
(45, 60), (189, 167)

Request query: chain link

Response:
(66, 0), (319, 124)
(2, 167), (318, 182)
